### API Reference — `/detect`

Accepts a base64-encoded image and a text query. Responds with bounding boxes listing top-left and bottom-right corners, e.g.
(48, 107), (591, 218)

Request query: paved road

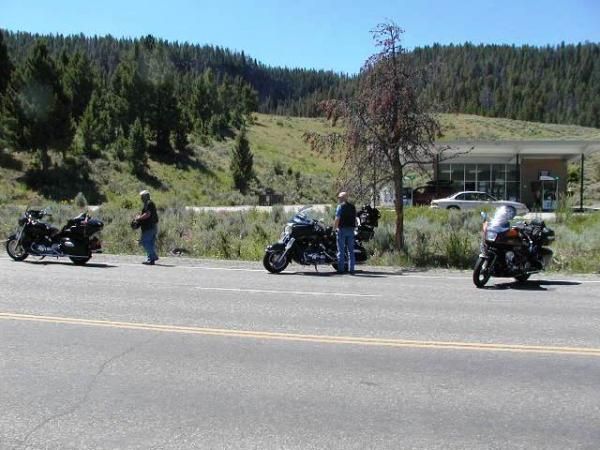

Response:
(1, 254), (599, 449)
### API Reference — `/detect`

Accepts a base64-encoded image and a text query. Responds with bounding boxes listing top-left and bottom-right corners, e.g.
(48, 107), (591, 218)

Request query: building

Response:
(434, 140), (600, 210)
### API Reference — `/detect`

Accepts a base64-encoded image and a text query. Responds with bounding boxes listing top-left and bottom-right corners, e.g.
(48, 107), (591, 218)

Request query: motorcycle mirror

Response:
(480, 211), (488, 221)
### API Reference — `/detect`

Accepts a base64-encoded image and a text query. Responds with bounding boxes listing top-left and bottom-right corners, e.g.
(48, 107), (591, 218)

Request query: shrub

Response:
(74, 192), (88, 208)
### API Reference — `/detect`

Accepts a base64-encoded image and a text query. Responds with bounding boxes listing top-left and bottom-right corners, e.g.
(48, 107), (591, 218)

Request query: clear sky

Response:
(1, 0), (599, 74)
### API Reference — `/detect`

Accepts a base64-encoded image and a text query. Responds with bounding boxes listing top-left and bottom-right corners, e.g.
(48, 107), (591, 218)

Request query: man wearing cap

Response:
(135, 190), (159, 265)
(334, 191), (357, 274)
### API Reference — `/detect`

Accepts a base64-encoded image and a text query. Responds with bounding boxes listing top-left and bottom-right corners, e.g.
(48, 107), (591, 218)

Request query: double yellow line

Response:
(2, 312), (600, 357)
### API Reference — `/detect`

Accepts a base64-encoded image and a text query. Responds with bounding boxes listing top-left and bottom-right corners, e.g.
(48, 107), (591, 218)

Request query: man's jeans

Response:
(336, 227), (355, 273)
(141, 226), (158, 261)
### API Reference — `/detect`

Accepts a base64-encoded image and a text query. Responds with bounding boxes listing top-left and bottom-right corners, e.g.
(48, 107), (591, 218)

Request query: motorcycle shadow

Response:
(485, 280), (581, 291)
(279, 270), (389, 278)
(24, 260), (117, 269)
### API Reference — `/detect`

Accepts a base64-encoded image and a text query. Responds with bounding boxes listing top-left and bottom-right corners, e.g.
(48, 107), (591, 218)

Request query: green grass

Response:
(1, 113), (599, 208)
(0, 113), (342, 207)
(438, 113), (600, 142)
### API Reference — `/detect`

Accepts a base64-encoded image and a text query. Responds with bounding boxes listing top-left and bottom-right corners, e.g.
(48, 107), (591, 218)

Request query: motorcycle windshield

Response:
(487, 207), (512, 232)
(292, 206), (319, 224)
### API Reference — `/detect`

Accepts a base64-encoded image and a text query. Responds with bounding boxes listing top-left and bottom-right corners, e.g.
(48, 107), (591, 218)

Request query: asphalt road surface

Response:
(1, 254), (599, 449)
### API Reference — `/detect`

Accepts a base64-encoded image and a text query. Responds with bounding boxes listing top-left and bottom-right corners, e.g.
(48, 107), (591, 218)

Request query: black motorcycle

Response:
(473, 209), (555, 288)
(263, 205), (380, 273)
(5, 208), (104, 265)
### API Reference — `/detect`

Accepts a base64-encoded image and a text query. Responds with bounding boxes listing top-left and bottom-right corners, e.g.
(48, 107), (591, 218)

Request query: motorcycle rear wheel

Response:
(70, 256), (91, 265)
(6, 238), (29, 261)
(263, 250), (289, 273)
(473, 257), (491, 288)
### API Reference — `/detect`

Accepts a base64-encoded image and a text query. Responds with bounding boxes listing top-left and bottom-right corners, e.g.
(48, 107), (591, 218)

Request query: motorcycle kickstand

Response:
(314, 264), (319, 273)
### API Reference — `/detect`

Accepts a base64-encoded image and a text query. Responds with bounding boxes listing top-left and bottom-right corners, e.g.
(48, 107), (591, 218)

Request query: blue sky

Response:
(1, 0), (599, 73)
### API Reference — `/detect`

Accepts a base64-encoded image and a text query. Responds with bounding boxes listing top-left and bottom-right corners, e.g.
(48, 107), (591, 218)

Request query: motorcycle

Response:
(473, 207), (555, 288)
(5, 207), (104, 265)
(263, 205), (380, 273)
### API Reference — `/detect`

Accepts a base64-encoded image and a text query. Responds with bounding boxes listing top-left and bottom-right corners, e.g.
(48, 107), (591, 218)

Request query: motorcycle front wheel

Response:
(6, 237), (29, 261)
(263, 250), (289, 273)
(473, 257), (491, 288)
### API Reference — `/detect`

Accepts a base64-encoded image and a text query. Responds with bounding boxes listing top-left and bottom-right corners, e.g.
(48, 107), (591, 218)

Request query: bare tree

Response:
(305, 22), (443, 250)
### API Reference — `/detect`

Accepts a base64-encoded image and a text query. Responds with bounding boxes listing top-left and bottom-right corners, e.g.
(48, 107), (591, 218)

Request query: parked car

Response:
(430, 191), (529, 215)
(412, 182), (458, 206)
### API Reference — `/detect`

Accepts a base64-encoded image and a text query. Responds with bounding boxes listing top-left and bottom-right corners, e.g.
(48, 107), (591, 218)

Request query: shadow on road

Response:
(274, 270), (389, 278)
(487, 280), (581, 291)
(24, 260), (117, 269)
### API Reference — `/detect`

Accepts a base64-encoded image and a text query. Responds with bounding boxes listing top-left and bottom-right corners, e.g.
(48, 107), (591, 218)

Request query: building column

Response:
(516, 153), (521, 202)
(580, 153), (585, 211)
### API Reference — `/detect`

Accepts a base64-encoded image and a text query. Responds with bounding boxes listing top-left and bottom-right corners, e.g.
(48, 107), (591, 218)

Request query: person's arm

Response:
(334, 205), (341, 230)
(136, 203), (152, 221)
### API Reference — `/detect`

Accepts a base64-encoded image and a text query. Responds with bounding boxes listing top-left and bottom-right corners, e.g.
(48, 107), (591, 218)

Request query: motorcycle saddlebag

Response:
(356, 225), (375, 242)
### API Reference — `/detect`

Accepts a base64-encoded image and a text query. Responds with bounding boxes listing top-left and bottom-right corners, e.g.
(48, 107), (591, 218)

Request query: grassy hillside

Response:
(0, 113), (342, 207)
(439, 114), (600, 142)
(0, 113), (599, 207)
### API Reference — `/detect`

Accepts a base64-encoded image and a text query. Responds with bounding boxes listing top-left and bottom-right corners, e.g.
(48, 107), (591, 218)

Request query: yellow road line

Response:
(1, 312), (600, 357)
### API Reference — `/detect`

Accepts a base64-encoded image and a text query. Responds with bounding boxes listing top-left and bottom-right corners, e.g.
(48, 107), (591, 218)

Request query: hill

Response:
(0, 113), (341, 206)
(2, 30), (599, 127)
(1, 113), (599, 206)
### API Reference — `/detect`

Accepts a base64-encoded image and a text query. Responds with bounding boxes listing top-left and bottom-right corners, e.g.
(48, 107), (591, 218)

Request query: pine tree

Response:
(150, 76), (178, 153)
(73, 104), (97, 157)
(230, 127), (254, 193)
(2, 40), (72, 171)
(0, 30), (13, 96)
(173, 107), (189, 153)
(128, 118), (147, 174)
(62, 52), (96, 121)
(112, 58), (151, 132)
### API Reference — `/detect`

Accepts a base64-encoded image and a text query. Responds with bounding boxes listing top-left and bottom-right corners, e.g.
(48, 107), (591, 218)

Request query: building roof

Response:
(437, 140), (600, 163)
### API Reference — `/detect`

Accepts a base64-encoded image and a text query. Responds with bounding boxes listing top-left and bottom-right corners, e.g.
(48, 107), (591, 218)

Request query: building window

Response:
(438, 165), (451, 182)
(438, 163), (519, 200)
(506, 182), (519, 201)
(450, 165), (464, 184)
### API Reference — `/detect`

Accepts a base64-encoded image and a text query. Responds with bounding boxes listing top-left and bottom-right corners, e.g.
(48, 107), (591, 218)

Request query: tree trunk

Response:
(38, 147), (50, 172)
(392, 159), (404, 250)
(372, 160), (378, 207)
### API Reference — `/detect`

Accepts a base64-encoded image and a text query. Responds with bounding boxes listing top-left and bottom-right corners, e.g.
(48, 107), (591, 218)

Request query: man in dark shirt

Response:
(136, 190), (159, 265)
(334, 191), (357, 274)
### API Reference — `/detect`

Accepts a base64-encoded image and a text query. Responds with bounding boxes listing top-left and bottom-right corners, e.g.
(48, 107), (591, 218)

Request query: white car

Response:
(430, 191), (529, 215)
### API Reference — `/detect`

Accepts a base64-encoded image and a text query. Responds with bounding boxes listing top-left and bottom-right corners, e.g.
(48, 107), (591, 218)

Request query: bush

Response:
(74, 192), (88, 208)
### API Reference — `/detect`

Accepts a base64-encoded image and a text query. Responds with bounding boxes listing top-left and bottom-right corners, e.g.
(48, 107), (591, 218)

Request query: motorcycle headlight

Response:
(284, 225), (292, 236)
(486, 231), (498, 241)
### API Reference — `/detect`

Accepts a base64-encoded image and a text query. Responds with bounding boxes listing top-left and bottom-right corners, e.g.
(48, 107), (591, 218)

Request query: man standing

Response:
(334, 191), (357, 274)
(136, 190), (159, 265)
